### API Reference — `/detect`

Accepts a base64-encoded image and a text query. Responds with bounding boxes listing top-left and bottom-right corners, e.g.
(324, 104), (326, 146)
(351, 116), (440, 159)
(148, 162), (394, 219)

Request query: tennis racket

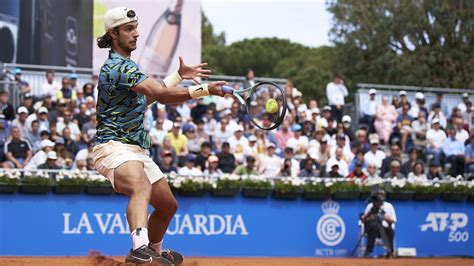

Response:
(222, 81), (287, 130)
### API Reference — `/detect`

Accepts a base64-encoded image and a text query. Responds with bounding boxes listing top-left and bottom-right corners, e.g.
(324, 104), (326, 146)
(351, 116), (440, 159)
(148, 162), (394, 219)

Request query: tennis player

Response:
(93, 7), (227, 264)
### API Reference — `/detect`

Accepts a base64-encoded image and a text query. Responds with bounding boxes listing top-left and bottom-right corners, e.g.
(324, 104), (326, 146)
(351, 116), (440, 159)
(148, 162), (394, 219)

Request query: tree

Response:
(327, 0), (474, 88)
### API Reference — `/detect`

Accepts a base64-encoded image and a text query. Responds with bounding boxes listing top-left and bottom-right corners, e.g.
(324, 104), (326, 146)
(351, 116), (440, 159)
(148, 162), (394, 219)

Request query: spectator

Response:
(217, 142), (236, 173)
(62, 127), (79, 158)
(374, 96), (397, 144)
(13, 68), (31, 96)
(326, 74), (348, 122)
(167, 122), (188, 156)
(411, 111), (428, 149)
(73, 103), (90, 130)
(442, 125), (465, 176)
(347, 161), (368, 180)
(69, 73), (79, 91)
(280, 158), (294, 177)
(228, 125), (248, 163)
(194, 141), (212, 171)
(464, 135), (474, 178)
(38, 151), (60, 170)
(203, 155), (223, 178)
(190, 98), (207, 122)
(26, 120), (41, 152)
(427, 160), (444, 180)
(159, 151), (177, 174)
(56, 77), (77, 101)
(330, 134), (354, 164)
(383, 160), (405, 179)
(287, 124), (309, 160)
(397, 90), (411, 112)
(319, 106), (337, 131)
(178, 154), (202, 176)
(26, 107), (50, 133)
(431, 92), (450, 116)
(426, 118), (446, 165)
(463, 100), (473, 132)
(380, 145), (402, 177)
(366, 163), (382, 181)
(316, 135), (332, 170)
(401, 147), (420, 177)
(54, 137), (73, 169)
(351, 129), (370, 154)
(298, 157), (319, 177)
(2, 127), (32, 169)
(185, 126), (202, 155)
(73, 140), (94, 170)
(243, 68), (256, 88)
(213, 117), (233, 149)
(348, 149), (367, 173)
(360, 89), (378, 133)
(326, 147), (349, 177)
(274, 120), (294, 149)
(327, 162), (343, 178)
(24, 139), (55, 171)
(81, 110), (97, 144)
(0, 90), (15, 121)
(407, 162), (428, 183)
(83, 81), (95, 99)
(75, 86), (86, 105)
(255, 130), (268, 155)
(194, 119), (209, 143)
(155, 136), (177, 167)
(342, 115), (355, 141)
(233, 155), (259, 177)
(48, 98), (67, 124)
(11, 106), (29, 138)
(281, 147), (300, 177)
(395, 103), (413, 151)
(203, 109), (218, 136)
(257, 143), (282, 177)
(364, 138), (386, 169)
(458, 93), (470, 113)
(453, 117), (469, 144)
(243, 135), (258, 158)
(57, 110), (81, 141)
(427, 103), (447, 129)
(409, 92), (428, 119)
(41, 70), (60, 98)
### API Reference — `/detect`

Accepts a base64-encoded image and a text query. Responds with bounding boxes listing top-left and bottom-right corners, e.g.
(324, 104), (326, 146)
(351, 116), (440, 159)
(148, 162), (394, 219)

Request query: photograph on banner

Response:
(93, 0), (201, 76)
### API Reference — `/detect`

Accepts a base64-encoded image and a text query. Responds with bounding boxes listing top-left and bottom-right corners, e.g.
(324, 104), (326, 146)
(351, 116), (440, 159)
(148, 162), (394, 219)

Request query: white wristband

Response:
(162, 71), (182, 87)
(188, 84), (210, 99)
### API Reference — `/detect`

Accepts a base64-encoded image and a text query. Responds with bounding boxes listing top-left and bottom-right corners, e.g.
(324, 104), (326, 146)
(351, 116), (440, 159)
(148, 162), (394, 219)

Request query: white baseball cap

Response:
(17, 106), (28, 114)
(415, 92), (425, 100)
(399, 90), (407, 96)
(40, 139), (55, 149)
(369, 89), (377, 95)
(104, 7), (138, 31)
(47, 151), (58, 160)
(432, 118), (440, 124)
(38, 107), (49, 114)
(342, 115), (351, 123)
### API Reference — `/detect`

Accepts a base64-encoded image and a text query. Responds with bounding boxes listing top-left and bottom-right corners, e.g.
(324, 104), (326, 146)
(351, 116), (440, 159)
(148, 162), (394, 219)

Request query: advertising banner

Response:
(93, 0), (201, 76)
(0, 194), (472, 257)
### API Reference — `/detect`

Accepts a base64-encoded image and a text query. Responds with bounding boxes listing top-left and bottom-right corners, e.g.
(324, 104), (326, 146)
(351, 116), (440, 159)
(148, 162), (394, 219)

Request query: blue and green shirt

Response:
(95, 51), (150, 149)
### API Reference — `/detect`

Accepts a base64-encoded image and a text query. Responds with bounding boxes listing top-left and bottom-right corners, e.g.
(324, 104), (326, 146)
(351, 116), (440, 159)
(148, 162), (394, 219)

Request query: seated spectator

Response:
(24, 139), (55, 171)
(0, 90), (15, 121)
(280, 158), (293, 177)
(73, 103), (90, 130)
(347, 161), (368, 180)
(326, 162), (343, 178)
(63, 127), (79, 158)
(287, 124), (309, 160)
(426, 118), (446, 165)
(462, 100), (473, 132)
(56, 77), (77, 101)
(167, 122), (188, 157)
(380, 144), (402, 177)
(364, 138), (386, 169)
(159, 151), (177, 174)
(26, 120), (41, 152)
(409, 92), (428, 120)
(351, 129), (370, 154)
(213, 117), (234, 149)
(38, 151), (60, 170)
(342, 115), (354, 141)
(12, 106), (29, 138)
(54, 137), (73, 169)
(274, 120), (294, 149)
(73, 140), (94, 169)
(383, 160), (405, 179)
(228, 125), (248, 163)
(21, 93), (35, 114)
(366, 163), (382, 181)
(203, 155), (223, 178)
(256, 143), (282, 177)
(217, 142), (236, 173)
(401, 147), (420, 177)
(81, 109), (97, 144)
(348, 149), (367, 173)
(243, 135), (258, 158)
(330, 134), (354, 164)
(326, 147), (349, 177)
(458, 92), (470, 112)
(36, 107), (50, 133)
(155, 136), (177, 167)
(178, 154), (202, 176)
(195, 120), (209, 143)
(194, 141), (212, 171)
(57, 110), (81, 141)
(374, 96), (397, 144)
(411, 111), (428, 149)
(233, 155), (259, 177)
(360, 89), (377, 134)
(407, 162), (428, 183)
(394, 103), (413, 151)
(2, 127), (32, 169)
(442, 125), (465, 176)
(203, 109), (218, 136)
(453, 117), (469, 144)
(315, 135), (331, 169)
(427, 160), (445, 180)
(42, 70), (60, 98)
(427, 103), (447, 128)
(185, 126), (202, 155)
(465, 135), (474, 178)
(298, 156), (319, 177)
(282, 147), (300, 177)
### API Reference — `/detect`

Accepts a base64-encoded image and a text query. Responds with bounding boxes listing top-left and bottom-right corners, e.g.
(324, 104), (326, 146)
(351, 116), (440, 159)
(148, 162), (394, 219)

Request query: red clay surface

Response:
(0, 256), (473, 266)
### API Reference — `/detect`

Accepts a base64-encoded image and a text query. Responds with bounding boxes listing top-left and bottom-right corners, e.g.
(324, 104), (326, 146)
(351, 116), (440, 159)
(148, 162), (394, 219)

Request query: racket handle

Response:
(221, 85), (234, 94)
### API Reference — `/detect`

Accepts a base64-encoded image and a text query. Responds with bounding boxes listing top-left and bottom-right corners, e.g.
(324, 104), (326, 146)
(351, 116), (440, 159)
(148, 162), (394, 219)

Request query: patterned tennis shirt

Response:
(95, 51), (150, 149)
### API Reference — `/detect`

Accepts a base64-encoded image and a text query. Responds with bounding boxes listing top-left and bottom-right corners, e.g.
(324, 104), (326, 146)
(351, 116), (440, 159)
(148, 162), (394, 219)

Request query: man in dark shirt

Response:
(380, 145), (402, 177)
(38, 151), (61, 170)
(159, 151), (177, 174)
(2, 127), (32, 168)
(217, 142), (236, 173)
(0, 90), (15, 121)
(62, 127), (79, 157)
(194, 142), (212, 171)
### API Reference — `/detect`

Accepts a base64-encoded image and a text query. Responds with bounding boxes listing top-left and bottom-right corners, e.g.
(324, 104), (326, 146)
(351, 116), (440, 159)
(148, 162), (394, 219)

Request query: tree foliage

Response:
(327, 0), (474, 88)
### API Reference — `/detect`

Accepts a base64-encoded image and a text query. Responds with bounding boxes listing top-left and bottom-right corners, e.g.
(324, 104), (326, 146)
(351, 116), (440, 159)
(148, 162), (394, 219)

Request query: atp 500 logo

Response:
(316, 200), (345, 246)
(420, 212), (469, 242)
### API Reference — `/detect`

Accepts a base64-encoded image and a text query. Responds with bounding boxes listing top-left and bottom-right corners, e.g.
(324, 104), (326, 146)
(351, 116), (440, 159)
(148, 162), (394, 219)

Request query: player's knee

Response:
(130, 179), (152, 198)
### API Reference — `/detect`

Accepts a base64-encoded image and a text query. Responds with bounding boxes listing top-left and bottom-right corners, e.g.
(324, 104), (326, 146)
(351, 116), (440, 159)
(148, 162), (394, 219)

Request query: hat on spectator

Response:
(399, 90), (407, 96)
(14, 68), (22, 75)
(248, 135), (257, 142)
(297, 105), (307, 113)
(104, 7), (138, 31)
(208, 155), (219, 163)
(311, 107), (320, 115)
(76, 87), (84, 93)
(429, 159), (439, 167)
(40, 139), (55, 149)
(323, 106), (332, 112)
(235, 125), (244, 132)
(55, 137), (65, 145)
(342, 115), (351, 123)
(330, 162), (339, 168)
(186, 154), (196, 162)
(390, 160), (401, 167)
(38, 107), (48, 114)
(321, 135), (331, 143)
(291, 124), (302, 132)
(292, 88), (303, 98)
(369, 89), (377, 95)
(17, 106), (29, 114)
(415, 92), (425, 100)
(370, 138), (379, 144)
(69, 73), (78, 80)
(266, 142), (276, 149)
(432, 118), (440, 124)
(319, 119), (329, 128)
(24, 93), (32, 99)
(47, 151), (58, 160)
(201, 141), (211, 148)
(173, 122), (181, 128)
(308, 150), (319, 160)
(462, 92), (469, 98)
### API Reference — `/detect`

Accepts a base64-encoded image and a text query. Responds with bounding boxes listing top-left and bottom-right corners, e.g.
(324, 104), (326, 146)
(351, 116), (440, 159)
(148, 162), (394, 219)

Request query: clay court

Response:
(1, 256), (473, 266)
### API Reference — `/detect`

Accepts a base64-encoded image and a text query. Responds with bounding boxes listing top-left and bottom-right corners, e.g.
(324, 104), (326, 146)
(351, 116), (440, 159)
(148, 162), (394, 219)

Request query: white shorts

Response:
(92, 140), (164, 189)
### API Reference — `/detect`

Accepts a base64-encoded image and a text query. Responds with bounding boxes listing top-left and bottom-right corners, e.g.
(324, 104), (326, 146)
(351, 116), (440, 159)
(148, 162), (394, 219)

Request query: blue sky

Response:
(201, 0), (333, 48)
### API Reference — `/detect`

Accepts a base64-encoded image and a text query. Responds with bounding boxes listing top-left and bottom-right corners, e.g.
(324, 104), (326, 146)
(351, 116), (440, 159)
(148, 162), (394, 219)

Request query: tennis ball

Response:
(265, 99), (279, 113)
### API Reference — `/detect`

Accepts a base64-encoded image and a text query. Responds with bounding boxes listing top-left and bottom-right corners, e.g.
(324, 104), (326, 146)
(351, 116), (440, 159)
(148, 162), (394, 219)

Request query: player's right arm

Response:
(132, 78), (226, 104)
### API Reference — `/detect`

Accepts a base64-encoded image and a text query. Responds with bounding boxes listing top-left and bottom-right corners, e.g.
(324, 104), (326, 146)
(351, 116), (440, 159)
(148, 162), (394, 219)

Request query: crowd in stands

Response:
(1, 68), (473, 181)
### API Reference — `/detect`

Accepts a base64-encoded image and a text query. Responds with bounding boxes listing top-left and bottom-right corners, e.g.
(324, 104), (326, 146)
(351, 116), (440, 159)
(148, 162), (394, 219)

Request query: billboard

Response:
(93, 0), (201, 76)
